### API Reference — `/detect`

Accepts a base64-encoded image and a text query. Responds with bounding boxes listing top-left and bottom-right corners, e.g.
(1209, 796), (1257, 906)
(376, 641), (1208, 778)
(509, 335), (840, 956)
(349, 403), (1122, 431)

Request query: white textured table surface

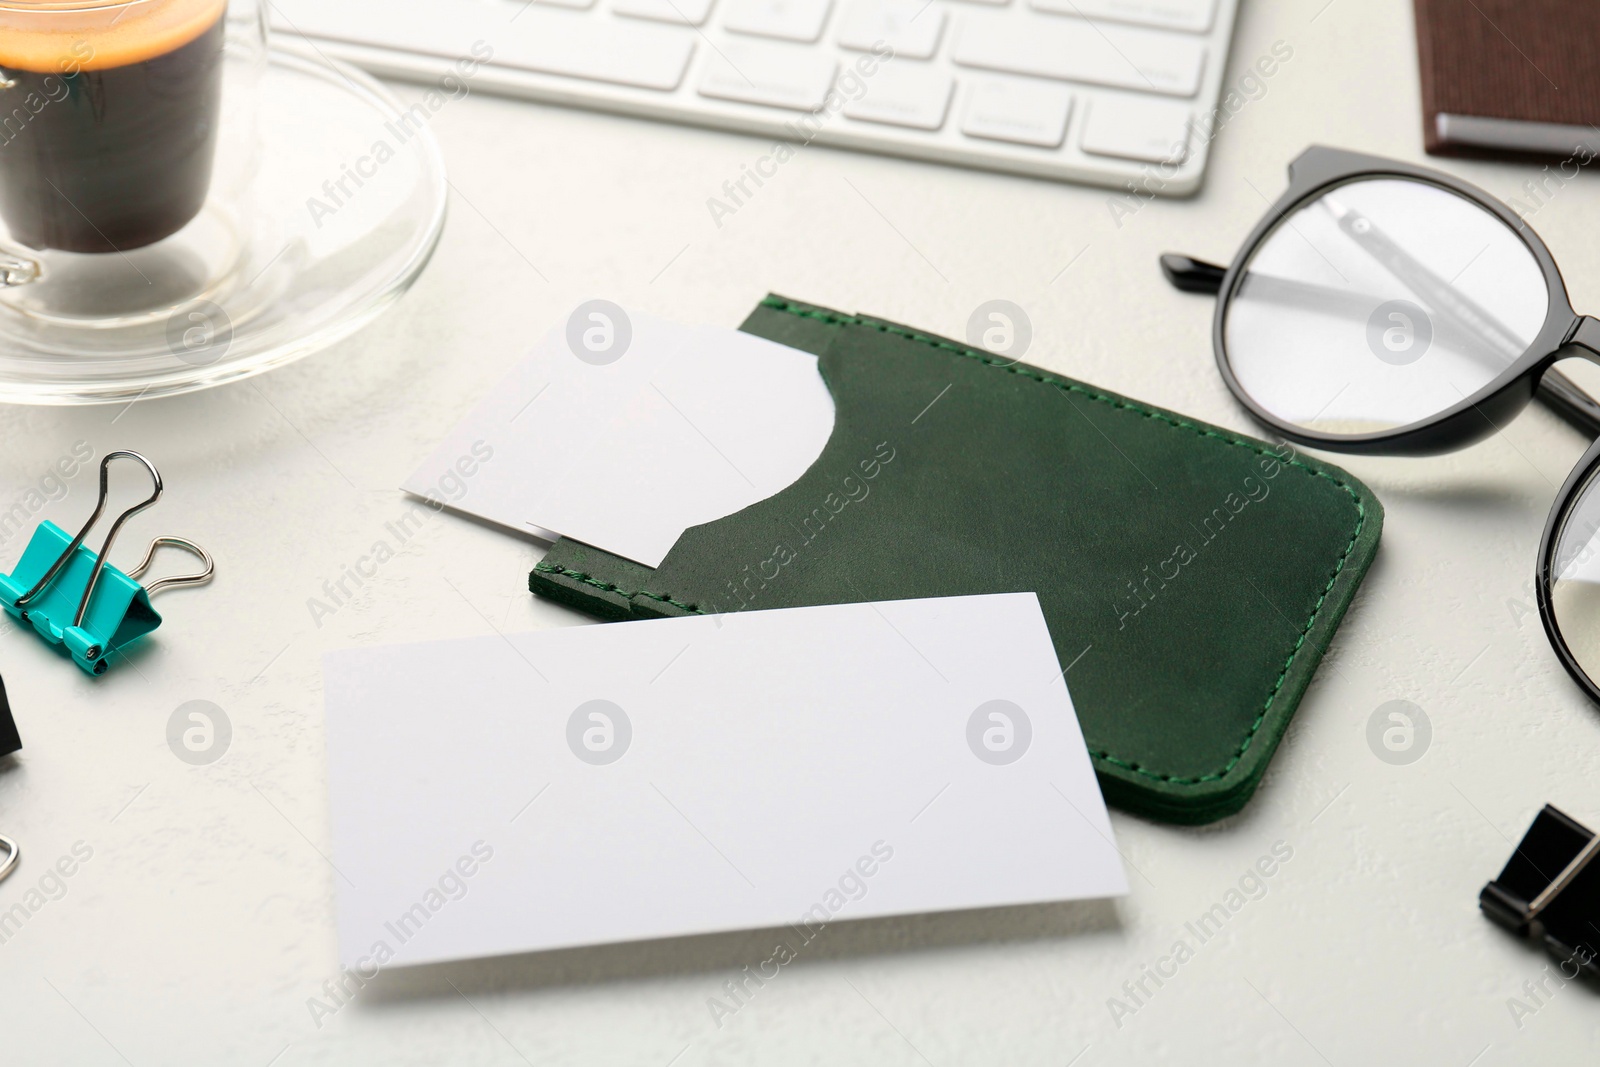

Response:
(4, 0), (1599, 1062)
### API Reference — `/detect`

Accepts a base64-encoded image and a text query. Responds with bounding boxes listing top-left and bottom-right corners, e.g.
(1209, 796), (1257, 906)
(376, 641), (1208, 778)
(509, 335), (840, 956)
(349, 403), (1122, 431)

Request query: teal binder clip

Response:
(0, 451), (214, 676)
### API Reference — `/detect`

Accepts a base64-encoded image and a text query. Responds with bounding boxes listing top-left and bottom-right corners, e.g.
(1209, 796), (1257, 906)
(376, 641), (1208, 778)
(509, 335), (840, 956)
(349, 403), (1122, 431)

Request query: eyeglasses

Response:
(1162, 145), (1600, 704)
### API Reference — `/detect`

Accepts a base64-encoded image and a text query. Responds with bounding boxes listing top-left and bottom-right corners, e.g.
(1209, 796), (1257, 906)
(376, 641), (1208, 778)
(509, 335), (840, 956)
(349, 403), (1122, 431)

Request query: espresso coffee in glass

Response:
(0, 0), (227, 254)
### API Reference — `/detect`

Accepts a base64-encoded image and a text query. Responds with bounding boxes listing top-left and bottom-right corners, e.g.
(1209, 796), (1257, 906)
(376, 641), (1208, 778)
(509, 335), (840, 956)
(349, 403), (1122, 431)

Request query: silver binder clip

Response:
(0, 834), (17, 886)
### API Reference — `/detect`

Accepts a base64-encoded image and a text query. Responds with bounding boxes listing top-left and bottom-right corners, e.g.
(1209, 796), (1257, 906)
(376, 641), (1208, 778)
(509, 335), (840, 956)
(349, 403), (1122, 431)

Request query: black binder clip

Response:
(0, 451), (214, 676)
(1480, 805), (1600, 979)
(0, 674), (16, 887)
(0, 673), (18, 758)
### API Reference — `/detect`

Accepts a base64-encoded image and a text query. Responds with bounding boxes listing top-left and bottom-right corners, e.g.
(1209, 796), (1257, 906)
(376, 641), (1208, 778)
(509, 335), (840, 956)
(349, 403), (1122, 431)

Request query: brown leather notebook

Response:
(1414, 0), (1600, 159)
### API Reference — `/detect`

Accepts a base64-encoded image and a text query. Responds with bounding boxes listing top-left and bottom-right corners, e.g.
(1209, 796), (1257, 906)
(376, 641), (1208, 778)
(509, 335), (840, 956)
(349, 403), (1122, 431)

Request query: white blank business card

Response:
(403, 306), (835, 567)
(322, 593), (1126, 968)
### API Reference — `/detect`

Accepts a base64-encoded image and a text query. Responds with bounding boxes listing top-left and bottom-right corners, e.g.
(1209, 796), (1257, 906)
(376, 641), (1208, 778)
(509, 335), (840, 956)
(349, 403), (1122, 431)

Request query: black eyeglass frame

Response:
(1205, 145), (1600, 457)
(1536, 447), (1600, 707)
(1166, 144), (1600, 706)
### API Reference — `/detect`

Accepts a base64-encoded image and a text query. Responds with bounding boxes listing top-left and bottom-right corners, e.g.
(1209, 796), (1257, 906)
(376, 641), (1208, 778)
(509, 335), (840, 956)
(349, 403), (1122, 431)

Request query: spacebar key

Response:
(699, 42), (839, 111)
(495, 14), (696, 90)
(955, 11), (1204, 97)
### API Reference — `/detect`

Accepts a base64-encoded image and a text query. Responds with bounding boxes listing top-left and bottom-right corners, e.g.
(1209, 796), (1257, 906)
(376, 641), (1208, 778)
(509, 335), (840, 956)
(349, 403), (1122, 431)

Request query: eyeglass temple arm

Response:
(1160, 254), (1227, 294)
(1159, 253), (1600, 438)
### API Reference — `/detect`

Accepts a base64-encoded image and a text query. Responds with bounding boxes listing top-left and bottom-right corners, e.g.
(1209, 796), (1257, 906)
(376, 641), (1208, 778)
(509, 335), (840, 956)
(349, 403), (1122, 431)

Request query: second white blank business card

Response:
(322, 593), (1127, 968)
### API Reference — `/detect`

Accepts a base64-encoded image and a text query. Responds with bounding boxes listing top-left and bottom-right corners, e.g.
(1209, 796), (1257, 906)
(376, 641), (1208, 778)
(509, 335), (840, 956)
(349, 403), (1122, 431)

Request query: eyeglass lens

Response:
(1222, 177), (1549, 437)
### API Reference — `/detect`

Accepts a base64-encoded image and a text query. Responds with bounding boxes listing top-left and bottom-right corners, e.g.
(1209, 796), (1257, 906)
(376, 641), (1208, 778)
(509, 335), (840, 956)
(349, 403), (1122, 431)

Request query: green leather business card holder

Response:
(531, 296), (1383, 825)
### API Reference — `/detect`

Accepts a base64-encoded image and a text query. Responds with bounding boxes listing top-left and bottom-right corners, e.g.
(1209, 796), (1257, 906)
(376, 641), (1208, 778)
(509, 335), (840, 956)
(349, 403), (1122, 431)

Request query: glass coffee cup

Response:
(0, 0), (265, 324)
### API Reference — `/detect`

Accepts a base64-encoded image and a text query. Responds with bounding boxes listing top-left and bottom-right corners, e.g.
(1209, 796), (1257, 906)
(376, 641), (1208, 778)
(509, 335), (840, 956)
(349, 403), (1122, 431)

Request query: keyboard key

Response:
(844, 65), (954, 129)
(614, 0), (716, 25)
(698, 42), (839, 110)
(960, 76), (1072, 147)
(497, 17), (696, 89)
(1081, 92), (1196, 161)
(533, 0), (598, 10)
(1031, 0), (1216, 33)
(1080, 94), (1192, 162)
(836, 0), (945, 59)
(723, 0), (834, 41)
(954, 11), (1206, 96)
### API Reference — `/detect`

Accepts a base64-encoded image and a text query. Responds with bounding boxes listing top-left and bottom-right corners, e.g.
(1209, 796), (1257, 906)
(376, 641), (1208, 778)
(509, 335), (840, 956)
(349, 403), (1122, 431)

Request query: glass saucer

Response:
(0, 45), (448, 405)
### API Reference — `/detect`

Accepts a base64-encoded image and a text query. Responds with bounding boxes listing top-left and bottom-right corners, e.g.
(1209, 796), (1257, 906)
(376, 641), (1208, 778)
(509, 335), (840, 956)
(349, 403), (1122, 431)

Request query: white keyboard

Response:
(269, 0), (1241, 193)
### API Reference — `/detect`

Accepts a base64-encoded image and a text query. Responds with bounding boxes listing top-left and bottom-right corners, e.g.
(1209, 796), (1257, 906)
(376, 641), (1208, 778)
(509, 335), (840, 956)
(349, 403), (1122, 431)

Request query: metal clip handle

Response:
(126, 537), (215, 596)
(1527, 831), (1600, 922)
(14, 451), (163, 627)
(0, 834), (17, 885)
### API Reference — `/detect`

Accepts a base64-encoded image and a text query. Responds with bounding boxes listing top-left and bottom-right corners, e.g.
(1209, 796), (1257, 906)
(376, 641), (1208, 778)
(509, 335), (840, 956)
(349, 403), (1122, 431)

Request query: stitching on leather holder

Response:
(533, 297), (1368, 791)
